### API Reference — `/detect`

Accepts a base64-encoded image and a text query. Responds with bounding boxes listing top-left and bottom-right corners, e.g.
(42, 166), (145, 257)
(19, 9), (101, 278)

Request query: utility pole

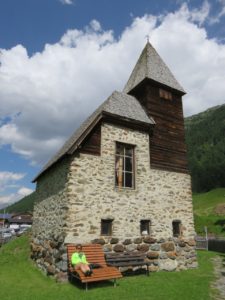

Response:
(3, 209), (5, 228)
(204, 226), (208, 251)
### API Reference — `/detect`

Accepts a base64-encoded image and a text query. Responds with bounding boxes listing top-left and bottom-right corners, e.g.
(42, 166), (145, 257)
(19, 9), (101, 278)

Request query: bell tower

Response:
(124, 42), (188, 173)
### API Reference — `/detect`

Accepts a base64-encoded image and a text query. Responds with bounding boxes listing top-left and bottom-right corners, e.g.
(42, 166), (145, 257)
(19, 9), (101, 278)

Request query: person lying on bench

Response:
(71, 244), (93, 276)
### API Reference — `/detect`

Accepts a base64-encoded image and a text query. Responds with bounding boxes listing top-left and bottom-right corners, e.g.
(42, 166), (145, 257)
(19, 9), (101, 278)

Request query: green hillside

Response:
(193, 188), (225, 237)
(0, 192), (36, 213)
(185, 104), (225, 193)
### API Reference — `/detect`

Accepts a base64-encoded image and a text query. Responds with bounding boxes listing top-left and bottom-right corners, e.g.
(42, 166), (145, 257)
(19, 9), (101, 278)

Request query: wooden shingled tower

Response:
(124, 41), (188, 173)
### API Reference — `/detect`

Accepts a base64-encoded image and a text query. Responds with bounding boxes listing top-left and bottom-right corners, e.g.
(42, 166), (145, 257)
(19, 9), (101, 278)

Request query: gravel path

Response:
(211, 255), (225, 300)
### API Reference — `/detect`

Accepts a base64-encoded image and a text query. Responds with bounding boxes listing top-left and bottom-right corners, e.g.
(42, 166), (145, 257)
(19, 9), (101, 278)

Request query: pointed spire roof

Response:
(123, 42), (185, 94)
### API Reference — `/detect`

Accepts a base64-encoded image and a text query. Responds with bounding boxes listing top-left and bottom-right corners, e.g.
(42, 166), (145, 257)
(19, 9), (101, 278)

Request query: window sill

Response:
(115, 186), (136, 191)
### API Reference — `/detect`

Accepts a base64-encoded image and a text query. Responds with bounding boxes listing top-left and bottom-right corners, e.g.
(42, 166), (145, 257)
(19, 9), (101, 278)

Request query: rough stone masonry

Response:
(31, 123), (197, 281)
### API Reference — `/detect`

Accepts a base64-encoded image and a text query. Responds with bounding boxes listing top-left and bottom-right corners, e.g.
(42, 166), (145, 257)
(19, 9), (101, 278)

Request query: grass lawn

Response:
(0, 234), (219, 300)
(193, 188), (225, 237)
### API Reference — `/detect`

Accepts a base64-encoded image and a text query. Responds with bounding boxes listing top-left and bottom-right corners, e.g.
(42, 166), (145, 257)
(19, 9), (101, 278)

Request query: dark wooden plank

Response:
(79, 125), (101, 156)
(131, 80), (189, 173)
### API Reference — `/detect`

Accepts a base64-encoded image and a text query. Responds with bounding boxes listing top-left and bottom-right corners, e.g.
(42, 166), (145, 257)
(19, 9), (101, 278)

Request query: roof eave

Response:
(32, 113), (103, 183)
(127, 77), (186, 97)
(102, 111), (155, 130)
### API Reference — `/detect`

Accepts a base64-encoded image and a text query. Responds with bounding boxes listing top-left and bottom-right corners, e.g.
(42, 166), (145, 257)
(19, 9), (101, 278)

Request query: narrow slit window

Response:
(101, 219), (113, 236)
(140, 220), (151, 235)
(115, 142), (135, 188)
(172, 220), (181, 237)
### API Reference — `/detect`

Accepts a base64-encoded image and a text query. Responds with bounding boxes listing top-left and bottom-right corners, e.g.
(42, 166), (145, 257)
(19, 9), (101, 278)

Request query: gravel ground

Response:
(211, 255), (225, 300)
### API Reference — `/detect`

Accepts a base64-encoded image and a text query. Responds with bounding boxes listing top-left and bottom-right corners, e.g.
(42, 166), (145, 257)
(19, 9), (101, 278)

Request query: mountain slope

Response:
(193, 188), (225, 237)
(185, 104), (225, 192)
(0, 192), (36, 213)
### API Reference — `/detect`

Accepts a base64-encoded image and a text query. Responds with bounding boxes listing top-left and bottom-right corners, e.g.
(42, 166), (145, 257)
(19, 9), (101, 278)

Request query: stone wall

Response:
(64, 122), (197, 270)
(66, 123), (195, 243)
(31, 122), (197, 279)
(31, 157), (70, 281)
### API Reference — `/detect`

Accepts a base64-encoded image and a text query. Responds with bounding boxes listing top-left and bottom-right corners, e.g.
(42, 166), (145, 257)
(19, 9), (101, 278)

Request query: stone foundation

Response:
(30, 235), (197, 281)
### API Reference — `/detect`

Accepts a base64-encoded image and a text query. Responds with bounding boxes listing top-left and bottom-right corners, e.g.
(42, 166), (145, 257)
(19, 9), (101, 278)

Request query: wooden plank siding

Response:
(79, 125), (101, 156)
(131, 80), (189, 173)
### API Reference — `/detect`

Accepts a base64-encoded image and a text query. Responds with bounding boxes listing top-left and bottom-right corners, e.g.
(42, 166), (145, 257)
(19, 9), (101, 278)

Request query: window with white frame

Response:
(115, 142), (135, 188)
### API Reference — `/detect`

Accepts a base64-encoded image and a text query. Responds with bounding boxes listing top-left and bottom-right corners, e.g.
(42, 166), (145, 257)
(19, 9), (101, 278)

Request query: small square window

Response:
(140, 220), (151, 235)
(172, 220), (181, 237)
(159, 88), (172, 100)
(101, 219), (113, 236)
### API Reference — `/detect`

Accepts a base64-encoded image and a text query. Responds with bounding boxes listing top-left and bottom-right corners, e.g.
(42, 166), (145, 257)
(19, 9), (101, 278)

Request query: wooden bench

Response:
(67, 244), (122, 290)
(105, 252), (150, 276)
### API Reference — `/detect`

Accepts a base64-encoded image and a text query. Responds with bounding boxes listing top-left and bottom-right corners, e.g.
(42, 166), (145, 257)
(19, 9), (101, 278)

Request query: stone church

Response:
(31, 42), (197, 278)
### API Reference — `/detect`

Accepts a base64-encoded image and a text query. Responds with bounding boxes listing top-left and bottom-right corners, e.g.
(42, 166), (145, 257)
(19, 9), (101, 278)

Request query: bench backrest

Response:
(67, 244), (107, 268)
(105, 252), (146, 263)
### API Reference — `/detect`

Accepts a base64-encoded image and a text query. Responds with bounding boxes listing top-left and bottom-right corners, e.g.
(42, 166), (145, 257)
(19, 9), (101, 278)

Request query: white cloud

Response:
(0, 172), (25, 192)
(0, 172), (32, 209)
(90, 20), (102, 32)
(185, 0), (210, 25)
(0, 195), (15, 209)
(17, 187), (33, 197)
(59, 0), (73, 5)
(0, 186), (33, 209)
(208, 0), (225, 24)
(0, 5), (225, 169)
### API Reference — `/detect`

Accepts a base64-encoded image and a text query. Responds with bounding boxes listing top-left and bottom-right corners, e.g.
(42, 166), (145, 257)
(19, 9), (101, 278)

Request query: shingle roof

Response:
(33, 91), (155, 182)
(123, 42), (185, 94)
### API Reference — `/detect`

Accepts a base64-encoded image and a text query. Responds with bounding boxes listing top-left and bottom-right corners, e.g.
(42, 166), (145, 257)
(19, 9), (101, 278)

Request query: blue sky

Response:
(0, 0), (225, 209)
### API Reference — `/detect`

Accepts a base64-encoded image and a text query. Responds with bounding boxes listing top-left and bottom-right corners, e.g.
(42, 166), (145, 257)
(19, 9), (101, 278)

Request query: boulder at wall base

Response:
(47, 265), (56, 275)
(103, 244), (112, 252)
(150, 244), (160, 251)
(161, 242), (175, 252)
(56, 260), (68, 272)
(167, 251), (177, 260)
(91, 238), (105, 245)
(44, 255), (53, 265)
(159, 259), (178, 271)
(143, 237), (157, 244)
(126, 244), (137, 252)
(123, 239), (132, 245)
(134, 238), (142, 244)
(56, 272), (68, 283)
(148, 265), (159, 272)
(110, 238), (119, 244)
(113, 244), (124, 252)
(137, 244), (149, 252)
(187, 239), (196, 247)
(147, 251), (159, 259)
(49, 240), (58, 249)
